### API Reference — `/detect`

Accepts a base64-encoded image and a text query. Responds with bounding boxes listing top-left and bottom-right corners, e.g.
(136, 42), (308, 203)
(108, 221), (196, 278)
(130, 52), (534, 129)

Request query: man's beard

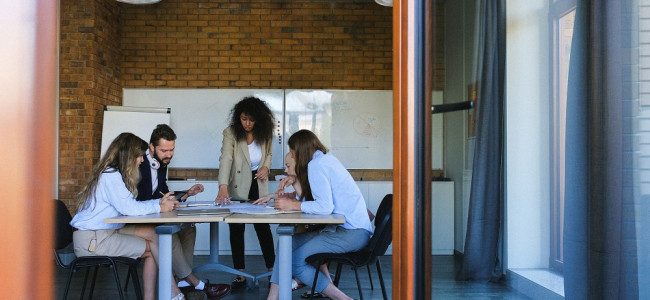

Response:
(153, 152), (170, 166)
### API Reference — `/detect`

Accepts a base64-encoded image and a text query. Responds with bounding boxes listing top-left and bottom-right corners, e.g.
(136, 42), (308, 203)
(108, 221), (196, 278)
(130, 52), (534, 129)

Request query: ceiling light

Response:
(375, 0), (393, 7)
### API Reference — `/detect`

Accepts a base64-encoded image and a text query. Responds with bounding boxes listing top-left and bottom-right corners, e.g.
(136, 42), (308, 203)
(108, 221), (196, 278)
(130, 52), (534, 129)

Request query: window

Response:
(549, 0), (576, 272)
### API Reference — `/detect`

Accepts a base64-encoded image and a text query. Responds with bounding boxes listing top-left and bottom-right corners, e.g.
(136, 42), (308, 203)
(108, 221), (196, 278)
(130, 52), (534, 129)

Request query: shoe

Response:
(202, 282), (232, 299)
(301, 291), (326, 298)
(231, 276), (247, 289)
(292, 278), (306, 291)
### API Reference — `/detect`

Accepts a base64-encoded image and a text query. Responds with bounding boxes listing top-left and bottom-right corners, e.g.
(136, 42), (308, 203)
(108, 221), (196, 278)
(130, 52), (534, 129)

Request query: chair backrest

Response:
(54, 199), (74, 250)
(366, 194), (393, 257)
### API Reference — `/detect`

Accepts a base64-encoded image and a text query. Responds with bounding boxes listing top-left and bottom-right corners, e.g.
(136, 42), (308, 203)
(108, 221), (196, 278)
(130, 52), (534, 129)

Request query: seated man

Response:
(137, 124), (230, 299)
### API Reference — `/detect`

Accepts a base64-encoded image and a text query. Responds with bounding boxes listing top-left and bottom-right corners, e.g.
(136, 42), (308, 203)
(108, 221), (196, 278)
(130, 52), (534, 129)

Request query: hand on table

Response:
(253, 194), (275, 205)
(273, 197), (301, 211)
(159, 193), (179, 212)
(215, 184), (231, 206)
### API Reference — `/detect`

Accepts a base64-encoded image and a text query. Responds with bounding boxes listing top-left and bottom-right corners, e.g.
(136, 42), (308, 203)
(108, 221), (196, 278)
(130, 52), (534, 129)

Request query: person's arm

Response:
(216, 127), (235, 202)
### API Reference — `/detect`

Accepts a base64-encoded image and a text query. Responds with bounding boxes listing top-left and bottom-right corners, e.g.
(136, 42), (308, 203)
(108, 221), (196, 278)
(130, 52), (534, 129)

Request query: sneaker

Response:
(301, 291), (326, 298)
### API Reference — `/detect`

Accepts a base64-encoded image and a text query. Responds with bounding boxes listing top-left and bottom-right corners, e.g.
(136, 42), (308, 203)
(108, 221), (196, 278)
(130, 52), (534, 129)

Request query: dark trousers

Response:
(229, 171), (276, 269)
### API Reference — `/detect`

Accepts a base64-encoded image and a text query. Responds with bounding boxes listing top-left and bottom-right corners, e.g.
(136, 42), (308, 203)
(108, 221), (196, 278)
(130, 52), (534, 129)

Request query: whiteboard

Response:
(120, 88), (444, 170)
(123, 89), (284, 169)
(101, 108), (171, 157)
(285, 90), (394, 169)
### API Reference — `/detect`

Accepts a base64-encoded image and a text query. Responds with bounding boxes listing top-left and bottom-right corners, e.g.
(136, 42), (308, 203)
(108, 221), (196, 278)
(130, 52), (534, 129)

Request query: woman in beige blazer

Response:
(216, 96), (276, 289)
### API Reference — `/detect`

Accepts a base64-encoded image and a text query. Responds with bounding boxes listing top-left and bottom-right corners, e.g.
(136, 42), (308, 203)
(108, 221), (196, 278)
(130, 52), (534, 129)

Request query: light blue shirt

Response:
(300, 150), (373, 234)
(70, 168), (161, 230)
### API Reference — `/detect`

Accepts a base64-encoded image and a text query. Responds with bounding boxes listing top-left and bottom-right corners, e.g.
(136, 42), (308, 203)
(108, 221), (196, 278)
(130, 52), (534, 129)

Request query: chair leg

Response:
(309, 259), (323, 300)
(109, 262), (126, 300)
(62, 268), (76, 300)
(366, 264), (374, 290)
(353, 268), (364, 300)
(333, 263), (343, 286)
(88, 265), (100, 300)
(79, 267), (92, 300)
(124, 267), (131, 292)
(130, 265), (144, 300)
(376, 259), (387, 300)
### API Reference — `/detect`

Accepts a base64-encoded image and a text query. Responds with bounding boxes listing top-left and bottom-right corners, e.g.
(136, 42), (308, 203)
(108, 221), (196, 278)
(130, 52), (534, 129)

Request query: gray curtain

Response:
(564, 0), (642, 298)
(457, 0), (506, 281)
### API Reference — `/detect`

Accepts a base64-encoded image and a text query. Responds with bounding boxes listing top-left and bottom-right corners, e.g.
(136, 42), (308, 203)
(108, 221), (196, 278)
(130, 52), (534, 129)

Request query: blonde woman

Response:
(70, 132), (182, 300)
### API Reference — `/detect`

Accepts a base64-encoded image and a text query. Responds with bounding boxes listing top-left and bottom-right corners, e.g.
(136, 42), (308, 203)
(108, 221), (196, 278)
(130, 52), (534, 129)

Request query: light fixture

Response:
(375, 0), (393, 7)
(116, 0), (162, 4)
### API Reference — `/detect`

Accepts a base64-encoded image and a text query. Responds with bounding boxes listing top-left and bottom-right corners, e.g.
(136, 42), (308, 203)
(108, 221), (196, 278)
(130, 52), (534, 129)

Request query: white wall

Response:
(505, 0), (551, 269)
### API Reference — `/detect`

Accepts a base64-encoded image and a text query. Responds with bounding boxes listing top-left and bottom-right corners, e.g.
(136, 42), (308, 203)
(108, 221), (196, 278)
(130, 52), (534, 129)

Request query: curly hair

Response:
(229, 96), (275, 143)
(74, 132), (148, 212)
(287, 129), (328, 201)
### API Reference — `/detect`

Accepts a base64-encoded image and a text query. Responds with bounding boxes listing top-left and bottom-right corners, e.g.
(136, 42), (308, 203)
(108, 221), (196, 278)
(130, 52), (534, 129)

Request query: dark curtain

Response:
(457, 0), (506, 281)
(564, 0), (641, 298)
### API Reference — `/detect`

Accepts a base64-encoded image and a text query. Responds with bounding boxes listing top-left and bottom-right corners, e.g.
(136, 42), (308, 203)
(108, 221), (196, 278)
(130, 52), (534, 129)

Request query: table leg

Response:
(194, 222), (254, 281)
(155, 225), (181, 300)
(277, 225), (295, 300)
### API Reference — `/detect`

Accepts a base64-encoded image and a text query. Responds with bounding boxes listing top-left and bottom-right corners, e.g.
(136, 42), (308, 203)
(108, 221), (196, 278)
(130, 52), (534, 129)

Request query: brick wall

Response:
(57, 0), (446, 202)
(119, 0), (393, 89)
(58, 0), (121, 205)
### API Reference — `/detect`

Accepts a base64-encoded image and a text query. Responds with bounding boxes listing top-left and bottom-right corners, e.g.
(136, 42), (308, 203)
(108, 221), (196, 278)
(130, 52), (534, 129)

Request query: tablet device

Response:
(173, 190), (189, 201)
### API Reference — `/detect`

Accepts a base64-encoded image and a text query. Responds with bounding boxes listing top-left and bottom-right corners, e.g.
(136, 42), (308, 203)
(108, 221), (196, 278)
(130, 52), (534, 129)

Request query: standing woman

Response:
(70, 133), (183, 300)
(216, 96), (276, 288)
(266, 129), (373, 300)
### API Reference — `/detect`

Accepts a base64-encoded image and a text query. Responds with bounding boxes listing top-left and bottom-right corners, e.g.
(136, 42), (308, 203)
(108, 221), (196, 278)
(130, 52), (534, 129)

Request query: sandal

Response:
(291, 278), (305, 291)
(231, 276), (247, 289)
(301, 291), (325, 298)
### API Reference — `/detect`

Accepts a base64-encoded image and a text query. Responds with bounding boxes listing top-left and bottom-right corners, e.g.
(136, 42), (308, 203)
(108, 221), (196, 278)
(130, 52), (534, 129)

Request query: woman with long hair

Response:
(216, 96), (276, 288)
(264, 129), (373, 300)
(70, 132), (182, 300)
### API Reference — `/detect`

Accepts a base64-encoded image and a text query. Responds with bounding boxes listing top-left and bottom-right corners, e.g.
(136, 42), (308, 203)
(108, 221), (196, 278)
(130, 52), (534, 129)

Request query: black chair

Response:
(305, 194), (393, 300)
(54, 199), (143, 300)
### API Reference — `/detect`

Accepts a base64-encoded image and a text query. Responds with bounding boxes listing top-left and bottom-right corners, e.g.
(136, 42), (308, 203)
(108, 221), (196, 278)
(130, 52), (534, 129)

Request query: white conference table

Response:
(106, 211), (345, 300)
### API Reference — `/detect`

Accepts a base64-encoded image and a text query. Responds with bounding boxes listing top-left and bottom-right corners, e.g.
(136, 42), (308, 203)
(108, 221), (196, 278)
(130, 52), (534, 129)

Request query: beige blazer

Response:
(217, 127), (272, 200)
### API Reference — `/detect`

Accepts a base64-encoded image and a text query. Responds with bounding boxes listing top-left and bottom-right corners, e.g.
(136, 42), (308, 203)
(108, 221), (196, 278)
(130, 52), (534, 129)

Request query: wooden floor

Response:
(54, 255), (530, 300)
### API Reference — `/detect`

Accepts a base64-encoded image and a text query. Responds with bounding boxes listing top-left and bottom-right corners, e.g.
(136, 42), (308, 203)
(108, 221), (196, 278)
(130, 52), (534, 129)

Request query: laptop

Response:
(176, 208), (231, 217)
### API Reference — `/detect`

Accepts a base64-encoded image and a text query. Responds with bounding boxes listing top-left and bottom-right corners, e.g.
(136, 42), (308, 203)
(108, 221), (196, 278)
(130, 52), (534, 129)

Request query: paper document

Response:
(222, 202), (300, 214)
